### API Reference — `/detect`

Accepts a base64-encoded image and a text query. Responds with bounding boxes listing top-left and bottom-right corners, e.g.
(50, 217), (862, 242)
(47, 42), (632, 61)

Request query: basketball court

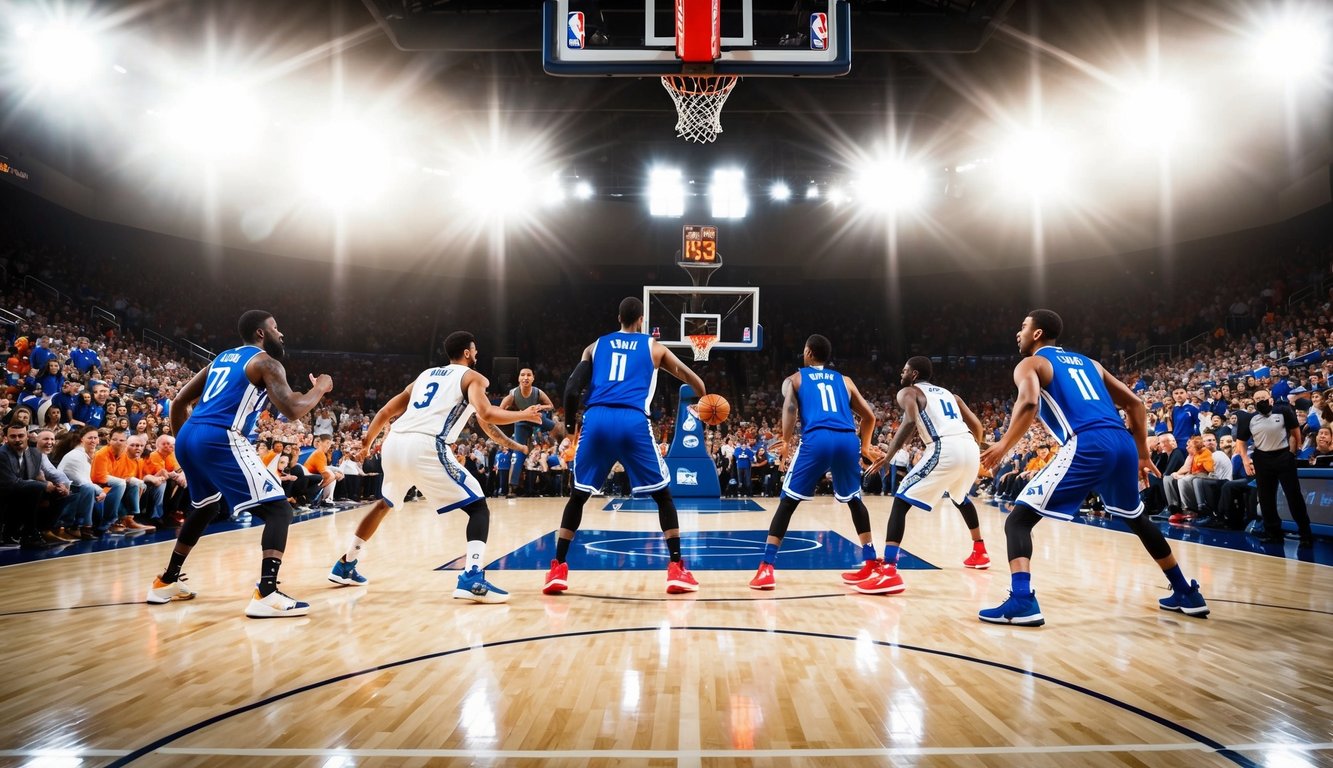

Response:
(1, 495), (1331, 767)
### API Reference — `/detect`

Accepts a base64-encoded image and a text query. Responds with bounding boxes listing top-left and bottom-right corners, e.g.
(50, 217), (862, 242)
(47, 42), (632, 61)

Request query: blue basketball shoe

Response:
(1158, 580), (1209, 617)
(454, 567), (510, 604)
(978, 591), (1045, 626)
(328, 558), (368, 586)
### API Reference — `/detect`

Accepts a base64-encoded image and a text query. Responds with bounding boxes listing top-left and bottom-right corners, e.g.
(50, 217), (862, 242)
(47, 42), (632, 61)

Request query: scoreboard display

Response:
(680, 224), (720, 265)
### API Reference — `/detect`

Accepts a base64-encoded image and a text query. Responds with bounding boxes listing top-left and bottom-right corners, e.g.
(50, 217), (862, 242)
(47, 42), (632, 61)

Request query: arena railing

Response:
(91, 305), (121, 332)
(23, 275), (62, 304)
(177, 338), (215, 365)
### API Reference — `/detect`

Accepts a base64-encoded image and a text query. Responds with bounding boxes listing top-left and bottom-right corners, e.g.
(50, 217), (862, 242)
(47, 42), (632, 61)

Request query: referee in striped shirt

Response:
(1234, 389), (1314, 545)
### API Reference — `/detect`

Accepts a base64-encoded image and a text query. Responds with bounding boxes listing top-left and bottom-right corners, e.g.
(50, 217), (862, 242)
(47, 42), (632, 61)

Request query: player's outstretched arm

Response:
(170, 365), (211, 436)
(955, 395), (985, 443)
(880, 387), (921, 466)
(562, 344), (595, 434)
(464, 371), (544, 426)
(980, 357), (1044, 472)
(475, 416), (527, 453)
(654, 344), (706, 397)
(845, 377), (884, 464)
(252, 356), (332, 421)
(358, 384), (412, 460)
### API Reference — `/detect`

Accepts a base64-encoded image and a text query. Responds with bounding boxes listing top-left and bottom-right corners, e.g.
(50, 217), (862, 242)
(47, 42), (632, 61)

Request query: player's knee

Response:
(251, 499), (293, 526)
(1005, 504), (1041, 536)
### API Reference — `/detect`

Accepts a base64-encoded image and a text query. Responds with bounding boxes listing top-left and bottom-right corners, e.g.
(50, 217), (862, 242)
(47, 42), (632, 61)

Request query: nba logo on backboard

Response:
(567, 12), (585, 50)
(810, 12), (828, 50)
(651, 326), (660, 339)
(742, 327), (752, 343)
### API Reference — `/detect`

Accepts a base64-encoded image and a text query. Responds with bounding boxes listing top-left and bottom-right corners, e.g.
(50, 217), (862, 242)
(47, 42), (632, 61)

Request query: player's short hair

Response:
(805, 334), (832, 363)
(238, 310), (273, 343)
(444, 331), (476, 361)
(1026, 309), (1063, 342)
(906, 356), (933, 381)
(618, 297), (644, 326)
(108, 426), (127, 438)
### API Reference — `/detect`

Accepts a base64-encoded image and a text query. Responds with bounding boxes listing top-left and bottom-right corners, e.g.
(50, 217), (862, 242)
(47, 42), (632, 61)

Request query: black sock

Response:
(162, 550), (188, 583)
(666, 536), (682, 563)
(258, 556), (282, 596)
(555, 536), (571, 564)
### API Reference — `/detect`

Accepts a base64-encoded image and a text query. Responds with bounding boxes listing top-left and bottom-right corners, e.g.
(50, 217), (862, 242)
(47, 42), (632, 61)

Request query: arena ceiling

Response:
(0, 0), (1328, 281)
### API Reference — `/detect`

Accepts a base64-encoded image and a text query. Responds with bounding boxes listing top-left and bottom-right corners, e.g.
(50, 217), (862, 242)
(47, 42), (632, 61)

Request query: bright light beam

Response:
(855, 161), (928, 211)
(19, 24), (101, 88)
(301, 121), (392, 209)
(1255, 15), (1328, 81)
(1117, 84), (1190, 151)
(996, 129), (1073, 201)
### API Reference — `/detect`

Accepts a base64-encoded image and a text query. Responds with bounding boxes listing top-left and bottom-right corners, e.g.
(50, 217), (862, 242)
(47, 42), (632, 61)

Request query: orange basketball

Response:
(696, 394), (730, 426)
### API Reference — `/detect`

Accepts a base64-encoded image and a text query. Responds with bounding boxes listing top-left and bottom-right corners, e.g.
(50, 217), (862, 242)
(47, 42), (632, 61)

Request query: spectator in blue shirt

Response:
(33, 359), (63, 401)
(53, 380), (80, 423)
(495, 449), (511, 497)
(70, 338), (101, 376)
(732, 439), (755, 498)
(1270, 364), (1293, 402)
(29, 336), (56, 373)
(1168, 387), (1200, 448)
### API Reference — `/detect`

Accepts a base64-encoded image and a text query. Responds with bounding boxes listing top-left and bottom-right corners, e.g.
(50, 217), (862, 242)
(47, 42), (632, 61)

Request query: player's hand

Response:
(686, 404), (700, 420)
(1138, 458), (1161, 482)
(355, 446), (370, 463)
(520, 404), (546, 423)
(310, 373), (333, 393)
(979, 442), (1006, 472)
(862, 443), (885, 467)
(511, 442), (529, 455)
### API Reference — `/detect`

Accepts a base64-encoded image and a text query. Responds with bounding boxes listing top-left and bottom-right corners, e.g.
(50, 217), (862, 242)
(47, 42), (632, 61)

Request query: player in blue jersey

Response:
(748, 334), (883, 590)
(544, 297), (708, 595)
(978, 310), (1208, 626)
(145, 310), (333, 618)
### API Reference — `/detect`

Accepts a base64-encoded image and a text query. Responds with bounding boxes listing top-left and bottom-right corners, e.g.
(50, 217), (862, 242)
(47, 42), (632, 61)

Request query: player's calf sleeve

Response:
(885, 497), (910, 544)
(1005, 504), (1042, 562)
(650, 488), (680, 532)
(176, 500), (219, 549)
(767, 497), (801, 540)
(461, 499), (490, 542)
(847, 497), (871, 536)
(955, 497), (980, 530)
(560, 489), (591, 533)
(1125, 511), (1173, 560)
(250, 499), (294, 552)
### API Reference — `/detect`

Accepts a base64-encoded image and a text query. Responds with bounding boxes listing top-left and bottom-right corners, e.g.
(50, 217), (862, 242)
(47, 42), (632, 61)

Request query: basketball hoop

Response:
(661, 75), (738, 144)
(687, 333), (718, 361)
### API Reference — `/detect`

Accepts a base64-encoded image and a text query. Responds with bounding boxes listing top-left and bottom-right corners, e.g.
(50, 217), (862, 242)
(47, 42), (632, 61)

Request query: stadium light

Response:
(19, 24), (101, 88)
(710, 168), (748, 219)
(454, 156), (539, 215)
(301, 121), (391, 208)
(827, 186), (848, 206)
(649, 167), (685, 217)
(574, 180), (594, 200)
(854, 161), (928, 211)
(1118, 84), (1190, 150)
(770, 181), (791, 201)
(805, 183), (820, 200)
(1255, 15), (1328, 81)
(996, 129), (1072, 200)
(158, 81), (263, 157)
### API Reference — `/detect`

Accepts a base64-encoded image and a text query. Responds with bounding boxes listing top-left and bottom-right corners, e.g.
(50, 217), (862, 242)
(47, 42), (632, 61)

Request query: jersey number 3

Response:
(413, 382), (439, 409)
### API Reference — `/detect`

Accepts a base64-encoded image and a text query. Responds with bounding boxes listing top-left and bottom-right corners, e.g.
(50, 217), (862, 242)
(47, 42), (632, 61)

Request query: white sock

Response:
(466, 540), (485, 573)
(345, 536), (367, 563)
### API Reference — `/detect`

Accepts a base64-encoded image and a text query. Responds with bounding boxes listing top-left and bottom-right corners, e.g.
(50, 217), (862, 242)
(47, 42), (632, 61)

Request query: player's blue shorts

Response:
(1016, 426), (1145, 520)
(781, 428), (863, 503)
(176, 422), (286, 513)
(573, 406), (669, 496)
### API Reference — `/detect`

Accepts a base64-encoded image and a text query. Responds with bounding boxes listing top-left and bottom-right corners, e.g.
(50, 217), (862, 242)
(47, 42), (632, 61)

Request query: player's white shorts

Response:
(895, 435), (980, 511)
(380, 431), (484, 513)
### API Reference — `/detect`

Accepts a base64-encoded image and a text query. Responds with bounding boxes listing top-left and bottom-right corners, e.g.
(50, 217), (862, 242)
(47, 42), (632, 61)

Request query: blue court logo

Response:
(676, 468), (698, 486)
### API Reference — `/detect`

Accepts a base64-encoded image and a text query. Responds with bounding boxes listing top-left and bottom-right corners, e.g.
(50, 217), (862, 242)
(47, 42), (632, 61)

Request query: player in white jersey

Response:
(328, 331), (545, 603)
(854, 357), (989, 595)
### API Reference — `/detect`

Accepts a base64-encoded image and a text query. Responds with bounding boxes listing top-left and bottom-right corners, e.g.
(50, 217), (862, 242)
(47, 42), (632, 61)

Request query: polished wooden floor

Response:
(1, 495), (1330, 768)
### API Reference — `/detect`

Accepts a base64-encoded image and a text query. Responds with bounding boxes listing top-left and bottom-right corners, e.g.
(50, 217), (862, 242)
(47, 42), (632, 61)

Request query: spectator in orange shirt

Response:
(1163, 435), (1212, 523)
(91, 427), (150, 534)
(124, 434), (157, 531)
(144, 434), (188, 526)
(304, 434), (342, 508)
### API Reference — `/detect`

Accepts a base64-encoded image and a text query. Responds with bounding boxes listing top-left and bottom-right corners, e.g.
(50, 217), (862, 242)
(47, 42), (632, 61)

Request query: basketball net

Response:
(661, 75), (738, 144)
(687, 333), (718, 361)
